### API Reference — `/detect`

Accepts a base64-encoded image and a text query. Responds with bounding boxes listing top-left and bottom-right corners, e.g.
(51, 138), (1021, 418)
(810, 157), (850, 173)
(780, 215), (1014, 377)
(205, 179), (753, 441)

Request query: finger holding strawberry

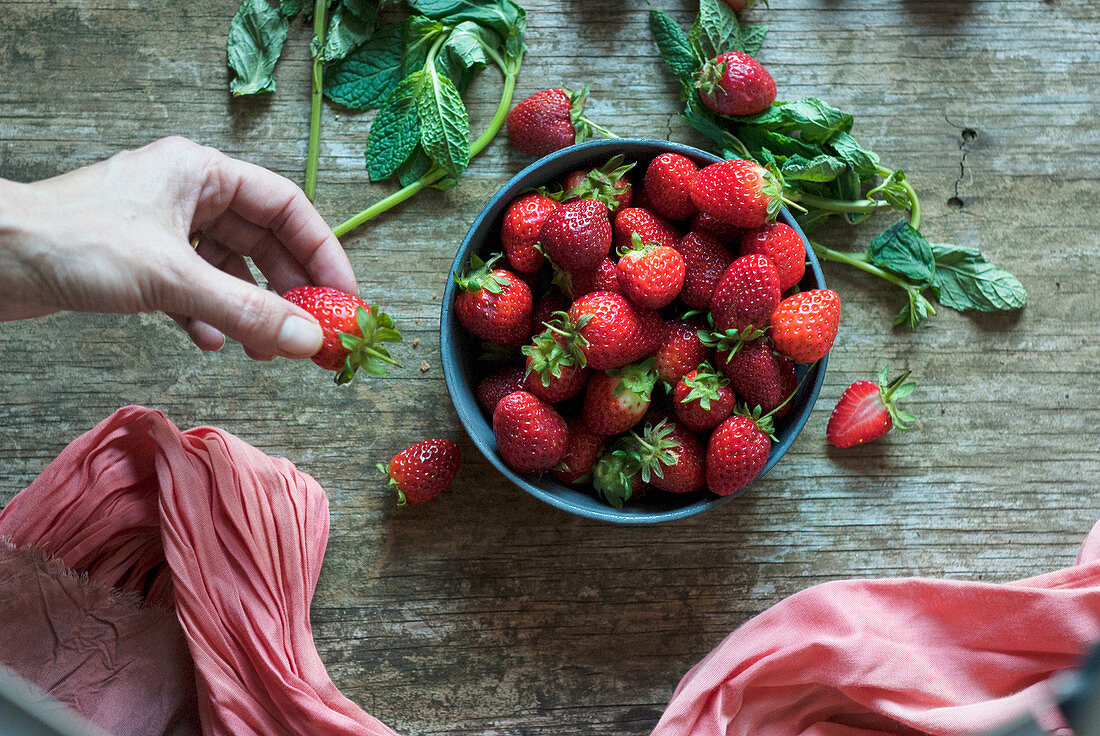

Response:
(283, 286), (402, 385)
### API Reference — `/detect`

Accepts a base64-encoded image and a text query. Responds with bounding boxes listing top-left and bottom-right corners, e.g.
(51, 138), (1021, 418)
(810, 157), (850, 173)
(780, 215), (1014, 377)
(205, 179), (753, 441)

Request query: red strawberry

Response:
(674, 231), (735, 309)
(506, 86), (614, 157)
(710, 254), (781, 334)
(501, 193), (558, 273)
(613, 206), (681, 252)
(706, 411), (773, 496)
(689, 159), (784, 229)
(554, 257), (620, 299)
(740, 222), (806, 291)
(563, 291), (649, 370)
(633, 309), (669, 359)
(582, 360), (658, 436)
(716, 339), (796, 418)
(563, 154), (635, 211)
(644, 153), (699, 221)
(721, 0), (763, 11)
(377, 439), (461, 506)
(695, 51), (776, 117)
(553, 419), (605, 484)
(522, 328), (590, 403)
(476, 365), (527, 414)
(539, 198), (613, 273)
(690, 212), (744, 245)
(616, 233), (686, 309)
(826, 367), (916, 448)
(770, 289), (841, 363)
(632, 420), (706, 495)
(673, 364), (737, 432)
(283, 286), (401, 384)
(493, 391), (568, 473)
(453, 254), (533, 346)
(654, 320), (709, 386)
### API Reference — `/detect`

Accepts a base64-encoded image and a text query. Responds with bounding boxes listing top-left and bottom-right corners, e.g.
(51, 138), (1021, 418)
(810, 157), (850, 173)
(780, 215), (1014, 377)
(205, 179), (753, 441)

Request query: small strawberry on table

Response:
(378, 440), (462, 506)
(827, 367), (917, 448)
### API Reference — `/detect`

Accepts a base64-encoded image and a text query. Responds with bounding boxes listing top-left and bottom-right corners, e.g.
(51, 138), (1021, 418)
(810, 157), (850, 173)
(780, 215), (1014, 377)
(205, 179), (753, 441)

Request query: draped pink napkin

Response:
(0, 406), (399, 736)
(652, 520), (1100, 736)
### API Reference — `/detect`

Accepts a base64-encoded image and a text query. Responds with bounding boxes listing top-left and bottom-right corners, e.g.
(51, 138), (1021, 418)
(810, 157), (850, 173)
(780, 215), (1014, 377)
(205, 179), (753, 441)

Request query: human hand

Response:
(0, 136), (358, 361)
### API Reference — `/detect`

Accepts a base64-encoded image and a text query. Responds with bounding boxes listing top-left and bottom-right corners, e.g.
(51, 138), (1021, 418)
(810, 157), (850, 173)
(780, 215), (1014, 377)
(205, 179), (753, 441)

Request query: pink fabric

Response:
(0, 406), (399, 736)
(652, 520), (1100, 736)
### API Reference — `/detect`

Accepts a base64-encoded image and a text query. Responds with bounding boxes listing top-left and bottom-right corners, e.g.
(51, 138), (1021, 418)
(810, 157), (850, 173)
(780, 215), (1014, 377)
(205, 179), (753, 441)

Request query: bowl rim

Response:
(440, 137), (828, 524)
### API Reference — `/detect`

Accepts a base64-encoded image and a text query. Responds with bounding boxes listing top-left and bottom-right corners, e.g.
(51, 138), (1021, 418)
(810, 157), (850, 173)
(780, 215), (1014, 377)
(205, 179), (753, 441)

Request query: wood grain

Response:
(2, 0), (1099, 733)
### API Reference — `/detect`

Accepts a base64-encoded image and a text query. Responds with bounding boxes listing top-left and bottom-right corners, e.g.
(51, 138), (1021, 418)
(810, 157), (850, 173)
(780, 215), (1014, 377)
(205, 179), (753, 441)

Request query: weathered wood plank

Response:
(2, 0), (1100, 733)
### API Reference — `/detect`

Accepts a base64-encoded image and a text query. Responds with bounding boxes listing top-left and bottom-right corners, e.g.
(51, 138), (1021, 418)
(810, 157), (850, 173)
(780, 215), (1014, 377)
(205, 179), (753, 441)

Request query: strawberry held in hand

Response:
(506, 86), (615, 157)
(827, 367), (916, 448)
(283, 286), (401, 385)
(695, 51), (777, 117)
(454, 254), (533, 346)
(377, 439), (461, 506)
(690, 159), (786, 229)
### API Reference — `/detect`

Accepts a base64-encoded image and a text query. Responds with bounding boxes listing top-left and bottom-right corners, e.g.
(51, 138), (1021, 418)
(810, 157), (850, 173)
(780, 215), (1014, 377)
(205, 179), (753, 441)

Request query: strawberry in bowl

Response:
(441, 139), (831, 524)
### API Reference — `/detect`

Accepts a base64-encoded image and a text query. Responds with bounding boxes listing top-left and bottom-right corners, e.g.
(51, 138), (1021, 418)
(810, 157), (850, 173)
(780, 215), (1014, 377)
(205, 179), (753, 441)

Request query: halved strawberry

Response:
(826, 366), (916, 448)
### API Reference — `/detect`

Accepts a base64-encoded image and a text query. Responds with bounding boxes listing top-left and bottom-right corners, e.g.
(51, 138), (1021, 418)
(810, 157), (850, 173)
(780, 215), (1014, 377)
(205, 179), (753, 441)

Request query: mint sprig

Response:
(648, 1), (1027, 328)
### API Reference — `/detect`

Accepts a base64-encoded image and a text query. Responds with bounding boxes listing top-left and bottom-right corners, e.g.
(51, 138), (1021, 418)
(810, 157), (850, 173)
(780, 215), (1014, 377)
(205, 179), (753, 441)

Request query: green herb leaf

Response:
(867, 168), (912, 211)
(324, 19), (407, 108)
(280, 0), (305, 18)
(417, 67), (469, 179)
(930, 243), (1027, 313)
(828, 131), (881, 178)
(868, 219), (935, 287)
(780, 153), (847, 182)
(322, 0), (378, 62)
(894, 290), (932, 329)
(649, 9), (702, 80)
(741, 23), (768, 56)
(735, 98), (853, 144)
(227, 0), (290, 96)
(365, 71), (423, 181)
(434, 21), (490, 93)
(396, 146), (433, 186)
(408, 0), (527, 61)
(690, 0), (744, 59)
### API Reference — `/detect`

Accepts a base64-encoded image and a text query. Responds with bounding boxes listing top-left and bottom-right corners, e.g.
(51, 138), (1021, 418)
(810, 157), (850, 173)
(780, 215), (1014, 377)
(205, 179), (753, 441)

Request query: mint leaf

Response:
(365, 71), (423, 181)
(227, 0), (290, 96)
(322, 0), (378, 62)
(930, 243), (1027, 313)
(324, 19), (407, 108)
(397, 147), (434, 186)
(736, 98), (853, 144)
(280, 0), (305, 18)
(780, 153), (847, 182)
(649, 9), (701, 80)
(690, 0), (744, 59)
(434, 21), (490, 93)
(867, 168), (911, 211)
(828, 131), (880, 178)
(868, 219), (935, 286)
(741, 23), (768, 56)
(894, 289), (932, 329)
(417, 67), (469, 179)
(408, 0), (527, 61)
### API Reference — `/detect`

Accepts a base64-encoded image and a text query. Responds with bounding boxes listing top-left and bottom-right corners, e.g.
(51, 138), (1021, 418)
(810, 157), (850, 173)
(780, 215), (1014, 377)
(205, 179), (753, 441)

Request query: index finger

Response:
(199, 151), (358, 296)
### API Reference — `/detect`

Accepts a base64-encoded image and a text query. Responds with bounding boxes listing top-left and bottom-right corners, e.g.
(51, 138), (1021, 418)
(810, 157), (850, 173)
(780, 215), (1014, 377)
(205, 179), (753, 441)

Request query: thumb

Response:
(165, 259), (323, 360)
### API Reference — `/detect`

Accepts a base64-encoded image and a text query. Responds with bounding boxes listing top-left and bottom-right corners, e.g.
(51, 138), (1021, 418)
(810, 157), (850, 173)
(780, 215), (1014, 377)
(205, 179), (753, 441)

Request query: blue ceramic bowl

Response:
(441, 138), (828, 524)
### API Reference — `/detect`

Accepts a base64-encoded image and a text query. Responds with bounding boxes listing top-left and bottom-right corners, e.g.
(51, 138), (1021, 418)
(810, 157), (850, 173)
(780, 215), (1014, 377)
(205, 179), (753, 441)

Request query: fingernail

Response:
(277, 315), (323, 357)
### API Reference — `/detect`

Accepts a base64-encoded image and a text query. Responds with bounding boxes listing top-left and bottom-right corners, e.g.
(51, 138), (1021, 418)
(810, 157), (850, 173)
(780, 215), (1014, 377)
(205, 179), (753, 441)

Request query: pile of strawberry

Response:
(454, 150), (841, 508)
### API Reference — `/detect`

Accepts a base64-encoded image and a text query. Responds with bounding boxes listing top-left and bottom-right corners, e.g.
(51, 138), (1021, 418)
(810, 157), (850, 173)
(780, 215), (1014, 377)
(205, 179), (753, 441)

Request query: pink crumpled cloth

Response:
(652, 520), (1100, 736)
(0, 405), (399, 736)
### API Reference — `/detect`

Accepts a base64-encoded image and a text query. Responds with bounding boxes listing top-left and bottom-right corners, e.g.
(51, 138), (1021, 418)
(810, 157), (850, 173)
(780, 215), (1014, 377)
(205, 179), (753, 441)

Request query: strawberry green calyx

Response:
(760, 162), (806, 221)
(680, 363), (729, 411)
(700, 326), (767, 356)
(617, 231), (660, 259)
(522, 326), (583, 386)
(563, 154), (636, 210)
(608, 358), (659, 402)
(565, 85), (618, 143)
(629, 420), (681, 484)
(591, 440), (642, 508)
(336, 305), (402, 384)
(694, 58), (729, 103)
(375, 462), (410, 506)
(877, 365), (917, 430)
(454, 253), (510, 294)
(542, 310), (593, 368)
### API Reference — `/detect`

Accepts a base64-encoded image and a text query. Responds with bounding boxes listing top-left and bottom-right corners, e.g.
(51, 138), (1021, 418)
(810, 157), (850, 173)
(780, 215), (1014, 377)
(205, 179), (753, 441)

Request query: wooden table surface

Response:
(2, 0), (1099, 733)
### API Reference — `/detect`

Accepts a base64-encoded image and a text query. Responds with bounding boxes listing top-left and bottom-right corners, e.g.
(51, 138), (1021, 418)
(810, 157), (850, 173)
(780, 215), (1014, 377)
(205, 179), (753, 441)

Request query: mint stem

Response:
(332, 52), (521, 239)
(790, 192), (892, 214)
(809, 240), (936, 316)
(304, 0), (327, 202)
(876, 166), (921, 230)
